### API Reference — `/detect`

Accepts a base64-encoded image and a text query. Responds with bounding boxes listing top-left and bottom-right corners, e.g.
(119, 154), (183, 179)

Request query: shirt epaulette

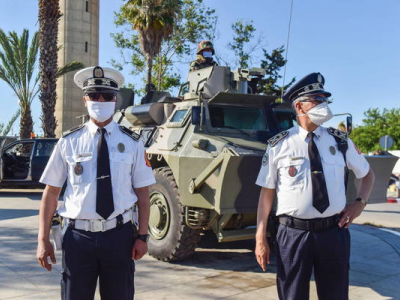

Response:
(119, 126), (140, 141)
(327, 127), (348, 141)
(62, 124), (85, 137)
(267, 130), (289, 147)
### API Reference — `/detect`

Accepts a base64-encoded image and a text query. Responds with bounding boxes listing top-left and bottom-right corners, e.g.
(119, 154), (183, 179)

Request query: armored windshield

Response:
(209, 106), (267, 131)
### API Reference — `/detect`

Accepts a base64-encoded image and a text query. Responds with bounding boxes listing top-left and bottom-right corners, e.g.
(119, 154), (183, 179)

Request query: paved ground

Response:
(0, 190), (400, 299)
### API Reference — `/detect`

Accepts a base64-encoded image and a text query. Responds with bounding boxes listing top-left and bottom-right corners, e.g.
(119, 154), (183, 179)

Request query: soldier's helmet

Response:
(145, 83), (156, 93)
(196, 40), (215, 55)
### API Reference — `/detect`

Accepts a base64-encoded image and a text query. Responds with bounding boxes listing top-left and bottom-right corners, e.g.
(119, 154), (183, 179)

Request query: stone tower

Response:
(56, 0), (99, 136)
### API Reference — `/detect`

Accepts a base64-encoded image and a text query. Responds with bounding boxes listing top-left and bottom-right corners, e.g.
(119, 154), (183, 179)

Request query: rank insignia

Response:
(329, 146), (336, 155)
(288, 166), (297, 177)
(118, 143), (125, 153)
(262, 153), (269, 166)
(74, 162), (83, 175)
(267, 130), (289, 147)
(327, 127), (348, 141)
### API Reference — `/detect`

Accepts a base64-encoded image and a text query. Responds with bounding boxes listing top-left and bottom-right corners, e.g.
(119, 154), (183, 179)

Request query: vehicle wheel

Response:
(148, 167), (201, 261)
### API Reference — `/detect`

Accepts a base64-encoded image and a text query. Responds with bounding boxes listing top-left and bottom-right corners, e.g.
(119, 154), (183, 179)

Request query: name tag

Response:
(78, 153), (92, 158)
(290, 156), (304, 161)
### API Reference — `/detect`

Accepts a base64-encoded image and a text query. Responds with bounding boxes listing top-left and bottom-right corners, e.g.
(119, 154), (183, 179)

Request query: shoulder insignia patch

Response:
(62, 124), (85, 137)
(327, 127), (348, 141)
(119, 126), (140, 141)
(267, 130), (289, 147)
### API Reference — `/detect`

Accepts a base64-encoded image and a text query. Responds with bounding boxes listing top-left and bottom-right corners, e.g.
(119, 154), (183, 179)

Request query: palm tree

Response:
(121, 0), (181, 86)
(38, 0), (83, 138)
(0, 28), (83, 138)
(38, 0), (62, 138)
(0, 29), (38, 139)
(338, 121), (347, 132)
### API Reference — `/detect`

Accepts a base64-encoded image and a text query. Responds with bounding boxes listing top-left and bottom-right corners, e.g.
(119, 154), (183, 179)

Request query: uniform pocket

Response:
(110, 152), (134, 182)
(65, 155), (94, 185)
(278, 158), (306, 189)
(322, 155), (346, 183)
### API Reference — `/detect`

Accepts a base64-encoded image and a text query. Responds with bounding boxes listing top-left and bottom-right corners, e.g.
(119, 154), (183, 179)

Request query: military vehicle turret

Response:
(114, 66), (397, 262)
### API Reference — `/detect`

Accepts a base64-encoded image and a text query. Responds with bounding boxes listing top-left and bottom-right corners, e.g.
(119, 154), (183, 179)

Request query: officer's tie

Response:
(96, 128), (114, 219)
(307, 132), (330, 213)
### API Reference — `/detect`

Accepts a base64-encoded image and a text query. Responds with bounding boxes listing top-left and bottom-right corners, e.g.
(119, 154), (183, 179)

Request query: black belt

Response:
(279, 214), (341, 231)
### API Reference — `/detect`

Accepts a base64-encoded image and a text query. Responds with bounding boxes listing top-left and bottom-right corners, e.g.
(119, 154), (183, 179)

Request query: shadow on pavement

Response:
(0, 191), (42, 200)
(0, 208), (38, 221)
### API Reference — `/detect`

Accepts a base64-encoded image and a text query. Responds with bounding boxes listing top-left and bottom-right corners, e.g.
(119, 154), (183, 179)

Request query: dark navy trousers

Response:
(275, 224), (350, 300)
(61, 221), (136, 300)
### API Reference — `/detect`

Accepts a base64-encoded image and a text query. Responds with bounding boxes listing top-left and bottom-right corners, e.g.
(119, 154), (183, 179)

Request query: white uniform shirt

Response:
(40, 120), (156, 220)
(256, 125), (370, 219)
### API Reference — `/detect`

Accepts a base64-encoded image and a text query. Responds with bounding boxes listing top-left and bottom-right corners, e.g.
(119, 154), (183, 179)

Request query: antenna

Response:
(280, 0), (295, 102)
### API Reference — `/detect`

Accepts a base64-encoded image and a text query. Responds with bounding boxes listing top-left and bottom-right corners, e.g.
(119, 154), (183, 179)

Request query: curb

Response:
(387, 197), (400, 203)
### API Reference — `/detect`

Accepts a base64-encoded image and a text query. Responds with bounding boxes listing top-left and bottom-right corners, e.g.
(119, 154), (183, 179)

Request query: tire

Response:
(148, 167), (201, 261)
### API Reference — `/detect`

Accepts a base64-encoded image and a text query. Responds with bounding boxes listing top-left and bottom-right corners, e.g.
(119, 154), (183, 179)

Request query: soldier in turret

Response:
(190, 40), (218, 71)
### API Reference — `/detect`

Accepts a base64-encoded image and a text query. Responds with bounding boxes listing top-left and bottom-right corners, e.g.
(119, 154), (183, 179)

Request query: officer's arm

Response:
(37, 185), (61, 271)
(255, 188), (275, 271)
(134, 187), (150, 235)
(38, 185), (61, 241)
(256, 188), (275, 242)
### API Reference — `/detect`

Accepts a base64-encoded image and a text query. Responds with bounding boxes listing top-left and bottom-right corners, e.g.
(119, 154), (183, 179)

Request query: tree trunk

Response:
(39, 0), (62, 138)
(147, 56), (153, 86)
(19, 106), (34, 139)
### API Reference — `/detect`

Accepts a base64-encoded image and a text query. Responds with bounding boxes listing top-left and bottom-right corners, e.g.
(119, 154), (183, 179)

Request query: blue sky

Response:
(0, 0), (399, 135)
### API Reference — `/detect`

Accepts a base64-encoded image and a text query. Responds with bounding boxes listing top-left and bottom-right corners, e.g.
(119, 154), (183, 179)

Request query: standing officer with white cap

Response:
(255, 72), (375, 299)
(36, 66), (155, 299)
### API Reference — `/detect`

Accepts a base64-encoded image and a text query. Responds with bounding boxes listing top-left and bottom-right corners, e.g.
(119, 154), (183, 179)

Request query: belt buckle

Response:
(90, 220), (106, 232)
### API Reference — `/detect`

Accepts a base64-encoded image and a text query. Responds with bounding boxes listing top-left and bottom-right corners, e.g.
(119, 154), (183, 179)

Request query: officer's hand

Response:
(339, 201), (365, 228)
(255, 237), (270, 272)
(132, 239), (148, 260)
(37, 239), (56, 271)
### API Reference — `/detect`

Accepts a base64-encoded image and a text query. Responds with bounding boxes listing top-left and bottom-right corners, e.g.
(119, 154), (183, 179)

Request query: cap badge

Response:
(288, 166), (297, 177)
(118, 143), (125, 153)
(262, 153), (269, 166)
(74, 162), (83, 175)
(94, 66), (104, 78)
(329, 146), (336, 155)
(318, 74), (322, 83)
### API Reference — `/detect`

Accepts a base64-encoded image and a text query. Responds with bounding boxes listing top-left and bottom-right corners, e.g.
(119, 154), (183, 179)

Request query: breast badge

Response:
(262, 153), (269, 166)
(288, 166), (297, 177)
(118, 143), (125, 153)
(74, 162), (83, 175)
(329, 146), (336, 155)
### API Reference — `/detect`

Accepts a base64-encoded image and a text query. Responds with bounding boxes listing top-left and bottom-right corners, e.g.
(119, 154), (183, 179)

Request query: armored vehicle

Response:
(114, 66), (397, 262)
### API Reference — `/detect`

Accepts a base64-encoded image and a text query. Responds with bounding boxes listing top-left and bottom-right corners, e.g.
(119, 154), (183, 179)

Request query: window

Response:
(5, 143), (34, 158)
(170, 109), (188, 123)
(273, 110), (297, 132)
(209, 106), (267, 131)
(86, 1), (89, 12)
(85, 42), (88, 53)
(34, 141), (56, 157)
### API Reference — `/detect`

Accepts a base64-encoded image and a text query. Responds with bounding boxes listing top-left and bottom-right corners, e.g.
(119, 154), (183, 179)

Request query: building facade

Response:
(56, 0), (99, 136)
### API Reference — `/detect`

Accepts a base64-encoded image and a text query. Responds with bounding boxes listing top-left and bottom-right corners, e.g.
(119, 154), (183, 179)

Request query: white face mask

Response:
(202, 51), (212, 58)
(297, 102), (333, 126)
(86, 101), (115, 122)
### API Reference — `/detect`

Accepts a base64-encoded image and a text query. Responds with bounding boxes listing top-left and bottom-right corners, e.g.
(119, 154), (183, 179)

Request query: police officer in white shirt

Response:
(36, 66), (156, 300)
(255, 73), (375, 300)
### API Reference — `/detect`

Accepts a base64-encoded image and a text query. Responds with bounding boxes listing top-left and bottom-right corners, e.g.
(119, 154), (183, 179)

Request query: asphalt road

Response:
(0, 190), (399, 300)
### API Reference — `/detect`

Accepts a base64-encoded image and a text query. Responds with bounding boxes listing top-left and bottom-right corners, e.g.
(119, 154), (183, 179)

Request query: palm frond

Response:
(1, 109), (20, 136)
(56, 61), (84, 78)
